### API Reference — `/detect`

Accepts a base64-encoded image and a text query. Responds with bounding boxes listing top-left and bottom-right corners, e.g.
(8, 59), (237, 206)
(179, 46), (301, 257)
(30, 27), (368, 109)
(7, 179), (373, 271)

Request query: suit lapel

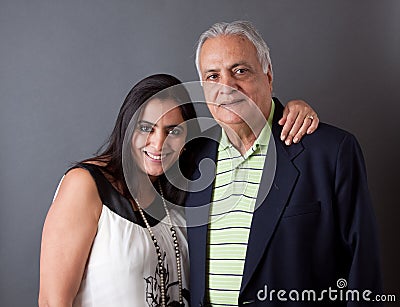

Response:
(240, 100), (304, 293)
(185, 126), (221, 300)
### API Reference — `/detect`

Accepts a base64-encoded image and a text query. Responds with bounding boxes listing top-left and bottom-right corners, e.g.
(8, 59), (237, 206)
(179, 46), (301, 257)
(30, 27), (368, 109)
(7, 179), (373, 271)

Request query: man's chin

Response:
(215, 107), (245, 121)
(215, 116), (246, 127)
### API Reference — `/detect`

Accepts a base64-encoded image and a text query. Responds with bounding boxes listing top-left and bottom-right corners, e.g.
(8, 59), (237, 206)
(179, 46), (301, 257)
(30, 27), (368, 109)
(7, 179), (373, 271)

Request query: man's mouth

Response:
(220, 98), (246, 106)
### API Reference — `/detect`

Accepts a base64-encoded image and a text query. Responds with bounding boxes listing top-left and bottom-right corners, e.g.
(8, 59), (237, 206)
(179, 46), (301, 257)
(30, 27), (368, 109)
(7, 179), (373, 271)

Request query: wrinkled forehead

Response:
(201, 34), (256, 54)
(199, 35), (260, 69)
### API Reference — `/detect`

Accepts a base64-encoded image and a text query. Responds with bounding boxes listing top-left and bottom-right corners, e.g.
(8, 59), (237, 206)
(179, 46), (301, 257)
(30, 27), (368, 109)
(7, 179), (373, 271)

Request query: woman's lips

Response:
(143, 150), (168, 162)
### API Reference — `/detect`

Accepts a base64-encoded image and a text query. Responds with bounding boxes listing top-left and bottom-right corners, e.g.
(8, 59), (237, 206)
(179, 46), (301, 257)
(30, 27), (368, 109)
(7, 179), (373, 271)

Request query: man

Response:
(185, 21), (382, 306)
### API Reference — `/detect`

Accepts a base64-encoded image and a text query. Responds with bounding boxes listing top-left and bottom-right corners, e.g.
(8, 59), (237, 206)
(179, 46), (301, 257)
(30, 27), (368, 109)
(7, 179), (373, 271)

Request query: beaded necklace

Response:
(135, 180), (183, 307)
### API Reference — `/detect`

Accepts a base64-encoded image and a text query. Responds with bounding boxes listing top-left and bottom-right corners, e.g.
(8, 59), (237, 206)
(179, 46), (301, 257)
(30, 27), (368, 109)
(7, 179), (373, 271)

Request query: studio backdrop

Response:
(1, 0), (399, 305)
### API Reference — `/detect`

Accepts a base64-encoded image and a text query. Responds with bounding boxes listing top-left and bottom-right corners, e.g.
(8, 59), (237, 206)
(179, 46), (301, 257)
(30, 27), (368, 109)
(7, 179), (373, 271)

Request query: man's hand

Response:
(278, 100), (319, 145)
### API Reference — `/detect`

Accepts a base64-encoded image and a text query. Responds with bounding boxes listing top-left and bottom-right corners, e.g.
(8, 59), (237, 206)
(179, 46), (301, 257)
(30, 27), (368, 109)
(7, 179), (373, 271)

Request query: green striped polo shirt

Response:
(206, 101), (275, 306)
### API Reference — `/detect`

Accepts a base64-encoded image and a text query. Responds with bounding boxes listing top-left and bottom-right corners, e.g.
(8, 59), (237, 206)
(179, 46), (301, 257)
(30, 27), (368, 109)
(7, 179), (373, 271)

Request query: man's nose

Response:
(218, 75), (237, 95)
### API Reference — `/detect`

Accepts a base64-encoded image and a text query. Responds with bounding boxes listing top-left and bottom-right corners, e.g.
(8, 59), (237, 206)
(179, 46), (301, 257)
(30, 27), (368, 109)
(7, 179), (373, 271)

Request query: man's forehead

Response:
(205, 33), (249, 43)
(199, 35), (259, 69)
(201, 34), (253, 51)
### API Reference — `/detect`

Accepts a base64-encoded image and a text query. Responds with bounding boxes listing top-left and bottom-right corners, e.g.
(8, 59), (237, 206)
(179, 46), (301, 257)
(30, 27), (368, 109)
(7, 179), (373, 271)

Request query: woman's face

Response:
(131, 98), (187, 181)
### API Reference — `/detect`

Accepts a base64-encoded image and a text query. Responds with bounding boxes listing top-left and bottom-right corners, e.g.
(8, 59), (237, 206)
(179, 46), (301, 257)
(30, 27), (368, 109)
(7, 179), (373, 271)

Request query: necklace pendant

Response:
(134, 180), (184, 307)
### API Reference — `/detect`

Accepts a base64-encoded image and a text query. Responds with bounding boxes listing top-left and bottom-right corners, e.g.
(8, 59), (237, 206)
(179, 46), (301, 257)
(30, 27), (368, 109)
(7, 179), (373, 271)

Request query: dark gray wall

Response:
(1, 0), (399, 305)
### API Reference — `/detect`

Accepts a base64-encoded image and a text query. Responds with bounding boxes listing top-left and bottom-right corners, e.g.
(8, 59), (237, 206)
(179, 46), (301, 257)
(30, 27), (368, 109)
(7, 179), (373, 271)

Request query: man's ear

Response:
(266, 66), (273, 91)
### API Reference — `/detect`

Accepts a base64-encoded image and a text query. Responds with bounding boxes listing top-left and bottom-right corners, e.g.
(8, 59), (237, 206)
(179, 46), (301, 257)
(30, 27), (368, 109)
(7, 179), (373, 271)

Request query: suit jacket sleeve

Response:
(334, 133), (382, 304)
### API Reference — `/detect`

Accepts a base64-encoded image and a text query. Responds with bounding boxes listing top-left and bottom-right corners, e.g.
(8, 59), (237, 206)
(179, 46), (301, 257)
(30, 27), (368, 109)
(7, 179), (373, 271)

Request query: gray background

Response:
(1, 0), (399, 305)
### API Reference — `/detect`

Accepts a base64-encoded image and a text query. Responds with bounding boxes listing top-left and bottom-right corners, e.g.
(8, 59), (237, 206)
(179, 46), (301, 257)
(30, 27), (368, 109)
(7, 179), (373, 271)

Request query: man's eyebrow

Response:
(203, 68), (219, 74)
(230, 62), (251, 69)
(203, 62), (251, 74)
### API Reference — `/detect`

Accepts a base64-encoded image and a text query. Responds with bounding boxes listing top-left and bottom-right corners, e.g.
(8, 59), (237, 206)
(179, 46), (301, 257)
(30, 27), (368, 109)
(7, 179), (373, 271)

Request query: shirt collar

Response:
(253, 99), (275, 147)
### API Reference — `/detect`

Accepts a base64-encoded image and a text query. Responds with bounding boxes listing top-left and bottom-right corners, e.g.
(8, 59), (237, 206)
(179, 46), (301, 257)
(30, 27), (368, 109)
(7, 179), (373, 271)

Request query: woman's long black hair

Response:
(82, 74), (200, 205)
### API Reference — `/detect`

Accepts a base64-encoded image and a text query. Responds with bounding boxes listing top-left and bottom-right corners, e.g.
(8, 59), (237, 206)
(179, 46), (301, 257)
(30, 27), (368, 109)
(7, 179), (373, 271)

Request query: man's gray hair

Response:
(195, 20), (273, 80)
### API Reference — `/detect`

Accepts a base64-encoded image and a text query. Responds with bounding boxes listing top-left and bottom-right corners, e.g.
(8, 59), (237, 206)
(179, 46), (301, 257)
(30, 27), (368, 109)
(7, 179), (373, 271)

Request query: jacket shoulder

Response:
(302, 122), (357, 147)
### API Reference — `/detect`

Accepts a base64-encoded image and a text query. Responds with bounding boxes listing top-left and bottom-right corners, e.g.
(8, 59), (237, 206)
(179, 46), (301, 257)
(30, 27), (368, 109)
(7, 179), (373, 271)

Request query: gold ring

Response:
(306, 115), (314, 120)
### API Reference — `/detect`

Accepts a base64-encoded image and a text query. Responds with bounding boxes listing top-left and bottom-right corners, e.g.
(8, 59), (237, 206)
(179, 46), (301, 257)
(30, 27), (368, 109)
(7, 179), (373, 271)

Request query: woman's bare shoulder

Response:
(52, 167), (103, 217)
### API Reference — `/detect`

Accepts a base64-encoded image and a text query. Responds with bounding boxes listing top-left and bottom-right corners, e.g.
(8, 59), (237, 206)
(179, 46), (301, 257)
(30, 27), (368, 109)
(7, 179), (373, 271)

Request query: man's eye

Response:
(206, 74), (219, 81)
(235, 68), (247, 74)
(138, 125), (153, 133)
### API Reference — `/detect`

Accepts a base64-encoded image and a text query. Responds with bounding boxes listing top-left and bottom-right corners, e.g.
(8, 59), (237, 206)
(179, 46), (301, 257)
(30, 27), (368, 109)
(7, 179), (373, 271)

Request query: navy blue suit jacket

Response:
(185, 99), (382, 306)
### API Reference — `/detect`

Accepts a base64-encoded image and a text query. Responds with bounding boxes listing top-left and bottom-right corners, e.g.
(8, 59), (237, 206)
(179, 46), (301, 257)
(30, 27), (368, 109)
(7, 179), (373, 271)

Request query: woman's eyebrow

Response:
(138, 120), (184, 129)
(166, 123), (185, 128)
(138, 120), (155, 126)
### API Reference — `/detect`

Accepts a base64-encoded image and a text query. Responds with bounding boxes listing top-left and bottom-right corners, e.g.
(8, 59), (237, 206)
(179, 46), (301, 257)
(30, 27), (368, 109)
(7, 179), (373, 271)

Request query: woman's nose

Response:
(148, 129), (166, 151)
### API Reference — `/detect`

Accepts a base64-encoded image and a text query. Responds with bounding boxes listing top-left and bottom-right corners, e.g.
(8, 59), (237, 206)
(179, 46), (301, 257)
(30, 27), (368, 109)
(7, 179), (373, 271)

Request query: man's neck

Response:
(220, 100), (273, 155)
(221, 119), (265, 156)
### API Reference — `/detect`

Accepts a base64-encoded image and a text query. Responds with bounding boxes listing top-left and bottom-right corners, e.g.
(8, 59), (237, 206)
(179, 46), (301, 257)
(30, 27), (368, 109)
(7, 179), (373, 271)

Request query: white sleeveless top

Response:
(58, 164), (190, 307)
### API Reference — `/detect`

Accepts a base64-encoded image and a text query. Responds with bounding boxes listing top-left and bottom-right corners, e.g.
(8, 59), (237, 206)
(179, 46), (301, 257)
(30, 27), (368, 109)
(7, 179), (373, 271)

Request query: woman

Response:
(39, 74), (318, 306)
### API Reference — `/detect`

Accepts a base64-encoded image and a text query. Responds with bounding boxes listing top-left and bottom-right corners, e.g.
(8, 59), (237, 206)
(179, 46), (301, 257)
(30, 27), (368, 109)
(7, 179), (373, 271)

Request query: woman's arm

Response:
(279, 100), (319, 145)
(39, 168), (102, 307)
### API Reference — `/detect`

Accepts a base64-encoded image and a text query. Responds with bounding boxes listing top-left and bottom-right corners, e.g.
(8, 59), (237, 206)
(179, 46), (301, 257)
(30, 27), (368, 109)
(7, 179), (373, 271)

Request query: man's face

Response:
(199, 35), (273, 130)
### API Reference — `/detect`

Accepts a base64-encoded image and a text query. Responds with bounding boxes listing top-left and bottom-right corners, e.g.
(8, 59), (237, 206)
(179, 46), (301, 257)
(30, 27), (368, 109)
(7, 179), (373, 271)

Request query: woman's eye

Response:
(138, 125), (153, 133)
(168, 127), (183, 136)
